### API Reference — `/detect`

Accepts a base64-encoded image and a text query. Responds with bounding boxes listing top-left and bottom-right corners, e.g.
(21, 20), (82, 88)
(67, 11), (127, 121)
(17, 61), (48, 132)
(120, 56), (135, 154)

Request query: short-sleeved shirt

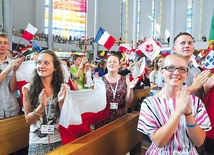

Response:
(94, 68), (106, 77)
(137, 95), (211, 154)
(23, 84), (61, 144)
(70, 66), (84, 90)
(0, 57), (20, 119)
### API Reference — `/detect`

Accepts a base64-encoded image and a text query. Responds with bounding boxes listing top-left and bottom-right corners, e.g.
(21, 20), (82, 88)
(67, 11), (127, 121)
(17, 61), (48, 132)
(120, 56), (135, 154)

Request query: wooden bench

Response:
(46, 111), (142, 155)
(0, 115), (29, 155)
(127, 87), (151, 109)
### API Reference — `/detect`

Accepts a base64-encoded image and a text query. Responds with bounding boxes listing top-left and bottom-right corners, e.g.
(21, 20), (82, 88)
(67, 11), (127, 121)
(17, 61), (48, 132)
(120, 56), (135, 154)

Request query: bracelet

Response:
(186, 123), (197, 128)
(185, 111), (192, 116)
(33, 109), (43, 117)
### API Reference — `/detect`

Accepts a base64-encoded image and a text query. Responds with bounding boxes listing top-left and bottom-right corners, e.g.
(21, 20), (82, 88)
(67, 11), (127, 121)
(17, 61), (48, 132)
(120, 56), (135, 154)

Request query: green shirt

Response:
(70, 66), (84, 90)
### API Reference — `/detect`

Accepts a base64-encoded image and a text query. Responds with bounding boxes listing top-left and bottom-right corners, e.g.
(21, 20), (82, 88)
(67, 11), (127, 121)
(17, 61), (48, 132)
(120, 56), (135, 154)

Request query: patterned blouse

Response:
(98, 75), (128, 126)
(137, 96), (211, 155)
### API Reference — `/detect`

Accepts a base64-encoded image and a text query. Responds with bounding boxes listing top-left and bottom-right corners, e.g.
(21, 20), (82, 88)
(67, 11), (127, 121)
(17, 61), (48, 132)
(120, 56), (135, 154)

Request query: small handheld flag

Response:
(94, 27), (116, 50)
(22, 23), (38, 41)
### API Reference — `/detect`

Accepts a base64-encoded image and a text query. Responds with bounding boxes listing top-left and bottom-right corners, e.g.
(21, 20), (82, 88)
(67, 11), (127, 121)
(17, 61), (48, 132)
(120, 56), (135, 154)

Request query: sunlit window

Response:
(186, 0), (193, 33)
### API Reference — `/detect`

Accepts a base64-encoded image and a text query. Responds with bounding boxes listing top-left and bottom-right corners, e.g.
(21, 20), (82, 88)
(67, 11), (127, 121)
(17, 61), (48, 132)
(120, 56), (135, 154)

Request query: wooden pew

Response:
(46, 111), (142, 155)
(0, 115), (29, 155)
(126, 87), (151, 109)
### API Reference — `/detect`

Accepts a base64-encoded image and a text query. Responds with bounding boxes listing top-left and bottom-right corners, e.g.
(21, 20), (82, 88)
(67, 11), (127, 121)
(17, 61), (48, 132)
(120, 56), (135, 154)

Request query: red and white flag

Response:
(132, 57), (146, 78)
(118, 44), (132, 52)
(22, 23), (38, 41)
(59, 78), (107, 144)
(16, 62), (107, 144)
(21, 45), (33, 53)
(138, 38), (161, 61)
(94, 27), (116, 50)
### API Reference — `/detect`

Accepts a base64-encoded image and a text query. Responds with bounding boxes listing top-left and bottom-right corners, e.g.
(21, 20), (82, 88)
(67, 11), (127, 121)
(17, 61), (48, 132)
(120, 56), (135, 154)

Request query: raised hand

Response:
(175, 86), (191, 115)
(13, 57), (24, 71)
(38, 89), (47, 108)
(129, 78), (139, 89)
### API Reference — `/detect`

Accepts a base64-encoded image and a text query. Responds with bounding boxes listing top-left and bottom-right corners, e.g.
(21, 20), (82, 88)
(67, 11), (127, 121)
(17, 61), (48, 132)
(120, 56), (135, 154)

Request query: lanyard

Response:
(45, 96), (53, 122)
(109, 77), (119, 100)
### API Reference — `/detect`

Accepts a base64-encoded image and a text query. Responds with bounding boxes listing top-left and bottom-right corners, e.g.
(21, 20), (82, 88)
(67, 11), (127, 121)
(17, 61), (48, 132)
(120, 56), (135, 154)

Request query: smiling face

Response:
(37, 53), (56, 78)
(107, 55), (120, 72)
(173, 35), (195, 60)
(161, 55), (188, 87)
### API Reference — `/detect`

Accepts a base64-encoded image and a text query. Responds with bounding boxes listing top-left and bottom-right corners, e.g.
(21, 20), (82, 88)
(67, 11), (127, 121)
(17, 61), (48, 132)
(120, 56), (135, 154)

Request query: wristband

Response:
(186, 123), (197, 128)
(185, 111), (192, 116)
(33, 109), (43, 117)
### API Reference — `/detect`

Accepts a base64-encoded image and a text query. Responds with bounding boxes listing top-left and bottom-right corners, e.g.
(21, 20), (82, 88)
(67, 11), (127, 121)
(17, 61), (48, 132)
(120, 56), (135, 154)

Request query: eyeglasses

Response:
(162, 66), (188, 73)
(0, 41), (9, 45)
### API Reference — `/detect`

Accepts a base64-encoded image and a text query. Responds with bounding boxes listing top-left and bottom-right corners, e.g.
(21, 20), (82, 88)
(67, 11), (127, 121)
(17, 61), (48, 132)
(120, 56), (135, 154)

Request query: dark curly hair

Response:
(28, 50), (64, 109)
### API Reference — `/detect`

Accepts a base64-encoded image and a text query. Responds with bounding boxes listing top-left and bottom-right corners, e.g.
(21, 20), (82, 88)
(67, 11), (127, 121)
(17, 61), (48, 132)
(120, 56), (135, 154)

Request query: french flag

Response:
(22, 23), (38, 41)
(94, 27), (116, 50)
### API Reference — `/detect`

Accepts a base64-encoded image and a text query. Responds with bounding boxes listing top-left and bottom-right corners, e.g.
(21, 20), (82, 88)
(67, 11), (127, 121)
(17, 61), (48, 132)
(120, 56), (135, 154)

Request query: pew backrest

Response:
(46, 111), (141, 155)
(0, 115), (29, 155)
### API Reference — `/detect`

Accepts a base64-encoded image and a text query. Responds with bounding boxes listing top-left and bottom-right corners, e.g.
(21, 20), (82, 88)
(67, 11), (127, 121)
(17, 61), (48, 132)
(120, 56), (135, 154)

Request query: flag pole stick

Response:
(15, 37), (22, 51)
(83, 0), (88, 56)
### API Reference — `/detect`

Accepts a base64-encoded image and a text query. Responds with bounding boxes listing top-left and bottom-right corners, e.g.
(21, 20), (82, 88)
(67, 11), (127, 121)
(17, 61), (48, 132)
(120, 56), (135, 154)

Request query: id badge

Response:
(110, 102), (118, 109)
(41, 125), (54, 134)
(173, 151), (188, 155)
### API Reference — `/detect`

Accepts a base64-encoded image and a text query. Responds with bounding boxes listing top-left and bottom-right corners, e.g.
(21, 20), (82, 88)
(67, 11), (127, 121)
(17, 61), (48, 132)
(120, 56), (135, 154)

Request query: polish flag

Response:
(22, 23), (38, 41)
(94, 27), (116, 50)
(138, 38), (161, 61)
(16, 62), (107, 144)
(59, 78), (107, 144)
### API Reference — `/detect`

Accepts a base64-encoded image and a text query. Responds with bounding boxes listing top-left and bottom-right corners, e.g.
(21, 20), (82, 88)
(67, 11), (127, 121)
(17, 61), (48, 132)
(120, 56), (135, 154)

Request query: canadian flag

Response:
(22, 23), (38, 41)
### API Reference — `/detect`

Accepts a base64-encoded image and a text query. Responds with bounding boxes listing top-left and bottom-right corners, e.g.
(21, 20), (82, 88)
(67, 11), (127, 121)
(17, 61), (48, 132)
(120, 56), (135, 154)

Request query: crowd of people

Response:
(0, 31), (214, 155)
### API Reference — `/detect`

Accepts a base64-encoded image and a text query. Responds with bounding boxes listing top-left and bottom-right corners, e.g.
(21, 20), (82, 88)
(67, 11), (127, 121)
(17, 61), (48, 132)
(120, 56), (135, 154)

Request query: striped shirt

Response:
(137, 96), (211, 155)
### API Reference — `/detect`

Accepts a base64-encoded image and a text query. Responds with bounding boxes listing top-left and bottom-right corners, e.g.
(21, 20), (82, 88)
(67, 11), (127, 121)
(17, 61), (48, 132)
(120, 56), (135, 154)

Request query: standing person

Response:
(94, 59), (107, 77)
(149, 56), (164, 95)
(159, 32), (210, 96)
(70, 54), (86, 90)
(92, 54), (138, 128)
(137, 54), (211, 154)
(23, 50), (66, 154)
(0, 33), (23, 119)
(84, 61), (94, 89)
(60, 58), (78, 90)
(202, 74), (214, 155)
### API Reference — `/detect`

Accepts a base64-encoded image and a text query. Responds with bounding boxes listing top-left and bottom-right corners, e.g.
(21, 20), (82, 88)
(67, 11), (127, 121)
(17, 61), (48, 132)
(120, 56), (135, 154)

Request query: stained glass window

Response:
(45, 0), (86, 38)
